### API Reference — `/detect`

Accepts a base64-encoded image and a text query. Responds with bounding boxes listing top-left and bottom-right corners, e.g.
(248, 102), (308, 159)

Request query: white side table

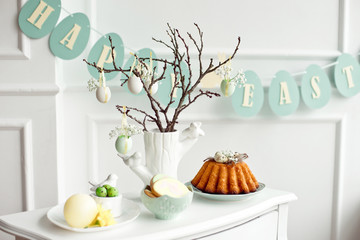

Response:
(0, 188), (296, 240)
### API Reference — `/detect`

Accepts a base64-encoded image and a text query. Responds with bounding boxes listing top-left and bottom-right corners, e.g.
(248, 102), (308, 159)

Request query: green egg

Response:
(107, 187), (119, 197)
(96, 186), (107, 197)
(102, 184), (112, 191)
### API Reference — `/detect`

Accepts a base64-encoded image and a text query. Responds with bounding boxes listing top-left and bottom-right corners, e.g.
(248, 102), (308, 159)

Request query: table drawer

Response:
(199, 210), (279, 240)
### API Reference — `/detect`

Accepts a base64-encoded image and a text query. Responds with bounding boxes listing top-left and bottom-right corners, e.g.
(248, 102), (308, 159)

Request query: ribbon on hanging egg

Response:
(127, 53), (143, 95)
(95, 70), (111, 103)
(115, 106), (132, 154)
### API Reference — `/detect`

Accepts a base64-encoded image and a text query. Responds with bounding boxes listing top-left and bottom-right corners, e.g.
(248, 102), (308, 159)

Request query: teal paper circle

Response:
(157, 61), (190, 108)
(121, 48), (157, 95)
(87, 33), (124, 80)
(301, 64), (331, 109)
(334, 53), (360, 97)
(18, 0), (61, 39)
(49, 13), (90, 60)
(231, 70), (264, 117)
(268, 71), (300, 116)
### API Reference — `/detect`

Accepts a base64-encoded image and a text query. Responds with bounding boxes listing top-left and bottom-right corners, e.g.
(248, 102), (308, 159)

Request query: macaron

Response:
(151, 178), (189, 198)
(144, 188), (157, 198)
(150, 174), (168, 189)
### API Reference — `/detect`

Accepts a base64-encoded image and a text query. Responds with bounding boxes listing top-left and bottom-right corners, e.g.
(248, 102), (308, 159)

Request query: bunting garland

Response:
(18, 0), (360, 117)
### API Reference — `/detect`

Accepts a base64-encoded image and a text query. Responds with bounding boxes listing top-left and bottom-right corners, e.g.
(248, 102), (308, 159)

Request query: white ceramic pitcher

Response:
(118, 122), (204, 185)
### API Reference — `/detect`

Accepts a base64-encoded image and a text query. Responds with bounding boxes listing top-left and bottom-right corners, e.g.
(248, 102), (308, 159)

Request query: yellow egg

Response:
(63, 194), (98, 228)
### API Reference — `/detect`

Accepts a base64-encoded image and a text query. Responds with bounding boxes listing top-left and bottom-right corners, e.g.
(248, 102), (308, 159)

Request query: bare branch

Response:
(85, 24), (241, 132)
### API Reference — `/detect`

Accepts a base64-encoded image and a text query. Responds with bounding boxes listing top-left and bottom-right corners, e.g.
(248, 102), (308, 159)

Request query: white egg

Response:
(220, 80), (236, 97)
(145, 80), (158, 95)
(128, 76), (143, 94)
(96, 86), (111, 103)
(63, 194), (98, 228)
(115, 136), (133, 154)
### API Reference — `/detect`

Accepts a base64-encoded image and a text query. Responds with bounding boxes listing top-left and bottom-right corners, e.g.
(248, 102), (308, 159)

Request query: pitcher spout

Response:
(118, 152), (153, 185)
(178, 122), (205, 158)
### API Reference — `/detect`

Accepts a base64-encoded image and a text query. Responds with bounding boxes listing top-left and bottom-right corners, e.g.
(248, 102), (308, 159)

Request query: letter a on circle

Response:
(49, 13), (90, 59)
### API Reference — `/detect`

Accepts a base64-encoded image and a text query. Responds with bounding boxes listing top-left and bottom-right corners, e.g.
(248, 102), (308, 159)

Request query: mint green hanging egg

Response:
(220, 80), (236, 97)
(115, 136), (132, 154)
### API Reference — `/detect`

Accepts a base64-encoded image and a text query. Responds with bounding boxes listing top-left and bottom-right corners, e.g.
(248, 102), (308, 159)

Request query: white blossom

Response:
(87, 78), (99, 92)
(215, 65), (247, 87)
(136, 62), (153, 82)
(109, 124), (143, 139)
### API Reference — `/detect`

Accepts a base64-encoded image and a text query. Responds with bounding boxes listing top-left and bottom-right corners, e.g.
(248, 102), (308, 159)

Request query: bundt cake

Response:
(191, 151), (259, 194)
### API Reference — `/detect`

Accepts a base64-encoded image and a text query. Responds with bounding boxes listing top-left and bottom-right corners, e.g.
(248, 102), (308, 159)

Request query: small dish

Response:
(141, 185), (193, 220)
(47, 198), (140, 232)
(188, 182), (265, 201)
(91, 193), (122, 217)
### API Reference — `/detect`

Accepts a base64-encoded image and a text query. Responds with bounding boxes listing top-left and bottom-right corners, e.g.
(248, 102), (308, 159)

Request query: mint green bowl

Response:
(140, 185), (193, 220)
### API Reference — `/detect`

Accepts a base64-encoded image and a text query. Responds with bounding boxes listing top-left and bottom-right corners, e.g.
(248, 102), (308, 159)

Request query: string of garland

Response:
(58, 5), (344, 83)
(18, 0), (360, 118)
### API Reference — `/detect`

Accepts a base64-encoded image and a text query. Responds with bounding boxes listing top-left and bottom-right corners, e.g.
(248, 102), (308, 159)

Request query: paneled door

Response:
(0, 0), (59, 239)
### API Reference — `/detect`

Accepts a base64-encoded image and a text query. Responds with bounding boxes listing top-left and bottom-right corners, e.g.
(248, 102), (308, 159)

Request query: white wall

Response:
(0, 0), (59, 239)
(1, 0), (360, 239)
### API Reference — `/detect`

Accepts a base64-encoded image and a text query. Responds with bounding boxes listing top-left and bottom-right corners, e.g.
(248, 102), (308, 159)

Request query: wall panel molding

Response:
(87, 114), (345, 240)
(87, 1), (346, 61)
(331, 116), (346, 240)
(151, 48), (342, 61)
(0, 119), (34, 211)
(0, 0), (31, 60)
(338, 0), (349, 52)
(0, 83), (60, 96)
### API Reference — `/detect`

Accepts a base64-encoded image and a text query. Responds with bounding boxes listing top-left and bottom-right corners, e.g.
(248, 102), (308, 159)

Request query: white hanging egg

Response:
(128, 76), (143, 95)
(220, 79), (236, 97)
(115, 136), (133, 154)
(96, 86), (111, 103)
(145, 80), (158, 95)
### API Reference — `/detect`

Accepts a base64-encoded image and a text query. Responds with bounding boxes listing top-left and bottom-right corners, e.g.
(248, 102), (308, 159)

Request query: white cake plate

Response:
(47, 198), (140, 232)
(188, 182), (265, 201)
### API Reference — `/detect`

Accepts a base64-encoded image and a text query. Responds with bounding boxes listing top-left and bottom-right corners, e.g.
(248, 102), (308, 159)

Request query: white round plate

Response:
(47, 198), (140, 232)
(188, 182), (265, 201)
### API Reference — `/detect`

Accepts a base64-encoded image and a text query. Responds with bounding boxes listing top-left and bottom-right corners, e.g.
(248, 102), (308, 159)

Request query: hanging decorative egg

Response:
(115, 136), (133, 154)
(96, 86), (111, 103)
(128, 75), (143, 95)
(96, 71), (111, 103)
(220, 79), (236, 97)
(145, 80), (158, 95)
